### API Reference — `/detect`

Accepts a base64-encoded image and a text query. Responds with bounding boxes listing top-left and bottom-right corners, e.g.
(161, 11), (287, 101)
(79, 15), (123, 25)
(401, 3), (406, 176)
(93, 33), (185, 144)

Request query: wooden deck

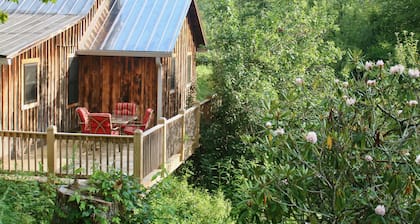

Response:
(0, 97), (217, 187)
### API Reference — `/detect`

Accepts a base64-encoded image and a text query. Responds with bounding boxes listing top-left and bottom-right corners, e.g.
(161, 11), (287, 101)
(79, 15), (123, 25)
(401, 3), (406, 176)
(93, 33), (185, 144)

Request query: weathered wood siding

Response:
(161, 12), (198, 118)
(0, 0), (105, 132)
(78, 56), (157, 124)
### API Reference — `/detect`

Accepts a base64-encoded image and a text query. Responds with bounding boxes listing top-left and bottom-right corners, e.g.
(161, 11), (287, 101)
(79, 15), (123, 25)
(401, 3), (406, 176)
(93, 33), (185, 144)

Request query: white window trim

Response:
(21, 58), (40, 110)
(186, 52), (193, 87)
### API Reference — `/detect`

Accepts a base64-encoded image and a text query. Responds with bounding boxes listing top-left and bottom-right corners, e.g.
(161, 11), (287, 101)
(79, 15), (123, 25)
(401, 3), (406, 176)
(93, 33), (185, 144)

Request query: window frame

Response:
(21, 58), (40, 110)
(170, 54), (176, 93)
(186, 52), (193, 86)
(67, 54), (79, 107)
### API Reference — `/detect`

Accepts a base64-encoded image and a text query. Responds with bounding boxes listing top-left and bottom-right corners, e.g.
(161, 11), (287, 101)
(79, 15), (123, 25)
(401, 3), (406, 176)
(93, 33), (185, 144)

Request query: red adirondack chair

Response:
(123, 108), (154, 135)
(75, 107), (90, 133)
(88, 113), (120, 135)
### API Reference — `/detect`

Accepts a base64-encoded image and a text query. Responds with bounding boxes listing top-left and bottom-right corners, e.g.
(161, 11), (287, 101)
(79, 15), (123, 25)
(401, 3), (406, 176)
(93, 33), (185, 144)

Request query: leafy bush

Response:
(137, 176), (233, 224)
(0, 177), (56, 224)
(55, 169), (146, 224)
(235, 50), (419, 222)
(56, 169), (232, 224)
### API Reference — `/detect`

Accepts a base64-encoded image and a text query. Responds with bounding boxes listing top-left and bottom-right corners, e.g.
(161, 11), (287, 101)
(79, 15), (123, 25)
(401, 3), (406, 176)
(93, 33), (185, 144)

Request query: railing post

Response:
(133, 130), (144, 183)
(193, 101), (201, 150)
(179, 109), (186, 161)
(158, 118), (167, 177)
(47, 125), (57, 175)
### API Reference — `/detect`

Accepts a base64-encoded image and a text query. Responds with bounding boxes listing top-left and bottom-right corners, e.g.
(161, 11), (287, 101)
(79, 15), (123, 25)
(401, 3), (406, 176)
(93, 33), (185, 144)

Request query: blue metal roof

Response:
(0, 0), (94, 58)
(0, 0), (93, 15)
(79, 0), (201, 57)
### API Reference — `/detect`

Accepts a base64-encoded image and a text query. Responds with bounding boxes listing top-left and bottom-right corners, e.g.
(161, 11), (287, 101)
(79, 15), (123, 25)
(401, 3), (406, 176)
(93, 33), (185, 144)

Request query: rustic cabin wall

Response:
(0, 0), (105, 132)
(161, 16), (197, 119)
(78, 56), (157, 124)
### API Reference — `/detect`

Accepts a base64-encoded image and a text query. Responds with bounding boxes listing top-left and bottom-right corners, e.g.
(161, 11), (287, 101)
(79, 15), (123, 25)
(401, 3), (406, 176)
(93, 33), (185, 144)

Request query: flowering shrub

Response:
(236, 58), (419, 223)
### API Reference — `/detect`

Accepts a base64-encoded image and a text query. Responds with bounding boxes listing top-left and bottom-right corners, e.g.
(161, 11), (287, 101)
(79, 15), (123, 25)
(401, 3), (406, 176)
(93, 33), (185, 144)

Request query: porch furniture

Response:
(75, 107), (90, 133)
(123, 108), (154, 135)
(113, 102), (137, 116)
(111, 115), (138, 129)
(87, 113), (120, 135)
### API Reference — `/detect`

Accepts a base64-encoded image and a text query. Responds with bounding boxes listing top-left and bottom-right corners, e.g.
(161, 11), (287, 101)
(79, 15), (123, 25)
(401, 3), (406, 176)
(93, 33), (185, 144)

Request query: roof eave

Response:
(0, 57), (12, 65)
(192, 0), (207, 47)
(76, 50), (173, 58)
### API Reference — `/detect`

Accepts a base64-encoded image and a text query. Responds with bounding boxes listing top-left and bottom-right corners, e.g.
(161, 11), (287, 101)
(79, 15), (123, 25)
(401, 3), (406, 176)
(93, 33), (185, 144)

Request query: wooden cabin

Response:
(0, 0), (206, 133)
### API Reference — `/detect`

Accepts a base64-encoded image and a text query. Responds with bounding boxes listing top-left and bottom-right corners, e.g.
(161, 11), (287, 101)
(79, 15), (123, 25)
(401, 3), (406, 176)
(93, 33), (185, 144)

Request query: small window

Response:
(22, 58), (39, 109)
(68, 56), (79, 105)
(170, 56), (176, 91)
(187, 53), (192, 84)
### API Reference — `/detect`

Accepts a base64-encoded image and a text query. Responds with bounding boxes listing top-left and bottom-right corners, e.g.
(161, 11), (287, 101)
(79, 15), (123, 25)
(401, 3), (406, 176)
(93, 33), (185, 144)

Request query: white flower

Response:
(342, 81), (349, 88)
(365, 61), (374, 70)
(305, 131), (317, 144)
(282, 179), (289, 185)
(408, 100), (418, 107)
(376, 60), (384, 67)
(295, 77), (304, 85)
(366, 79), (376, 86)
(334, 79), (340, 84)
(403, 151), (410, 157)
(416, 155), (420, 165)
(365, 155), (373, 162)
(397, 110), (403, 115)
(408, 68), (419, 78)
(273, 128), (285, 136)
(375, 205), (386, 216)
(265, 121), (273, 129)
(390, 64), (405, 74)
(346, 98), (356, 106)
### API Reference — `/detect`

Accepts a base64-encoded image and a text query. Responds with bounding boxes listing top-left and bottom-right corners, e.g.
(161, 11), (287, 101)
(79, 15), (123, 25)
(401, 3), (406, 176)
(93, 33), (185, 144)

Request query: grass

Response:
(196, 65), (214, 101)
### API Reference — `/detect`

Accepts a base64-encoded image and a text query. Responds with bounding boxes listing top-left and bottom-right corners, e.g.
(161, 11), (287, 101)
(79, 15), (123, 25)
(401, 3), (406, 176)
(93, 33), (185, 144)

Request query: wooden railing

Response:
(0, 98), (216, 184)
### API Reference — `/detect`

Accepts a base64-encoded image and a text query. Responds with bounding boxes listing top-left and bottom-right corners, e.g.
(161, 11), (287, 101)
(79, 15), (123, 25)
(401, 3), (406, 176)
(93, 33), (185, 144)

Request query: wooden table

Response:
(111, 115), (137, 127)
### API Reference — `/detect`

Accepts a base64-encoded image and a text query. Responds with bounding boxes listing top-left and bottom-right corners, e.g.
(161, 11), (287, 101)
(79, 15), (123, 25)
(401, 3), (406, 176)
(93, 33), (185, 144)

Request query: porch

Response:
(0, 97), (216, 187)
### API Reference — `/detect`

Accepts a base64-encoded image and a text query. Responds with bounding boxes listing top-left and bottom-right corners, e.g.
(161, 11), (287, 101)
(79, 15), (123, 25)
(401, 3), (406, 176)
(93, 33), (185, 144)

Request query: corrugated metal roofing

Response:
(78, 0), (195, 57)
(0, 0), (94, 58)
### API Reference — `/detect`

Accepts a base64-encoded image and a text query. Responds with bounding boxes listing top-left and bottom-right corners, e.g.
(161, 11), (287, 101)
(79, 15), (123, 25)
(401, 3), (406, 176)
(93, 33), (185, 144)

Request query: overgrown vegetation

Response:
(189, 0), (419, 223)
(0, 176), (56, 223)
(54, 170), (232, 223)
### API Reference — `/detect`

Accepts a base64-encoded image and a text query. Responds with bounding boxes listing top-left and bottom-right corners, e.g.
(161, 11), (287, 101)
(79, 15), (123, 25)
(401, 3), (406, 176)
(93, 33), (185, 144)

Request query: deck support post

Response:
(179, 109), (186, 161)
(193, 101), (201, 151)
(47, 125), (57, 176)
(158, 118), (167, 177)
(133, 130), (144, 183)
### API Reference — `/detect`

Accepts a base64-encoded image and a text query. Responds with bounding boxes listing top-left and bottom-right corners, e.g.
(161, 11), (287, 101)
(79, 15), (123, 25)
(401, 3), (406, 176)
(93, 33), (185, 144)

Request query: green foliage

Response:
(0, 177), (56, 223)
(137, 176), (233, 224)
(193, 1), (419, 223)
(57, 169), (145, 224)
(236, 55), (419, 222)
(192, 0), (341, 197)
(196, 65), (214, 101)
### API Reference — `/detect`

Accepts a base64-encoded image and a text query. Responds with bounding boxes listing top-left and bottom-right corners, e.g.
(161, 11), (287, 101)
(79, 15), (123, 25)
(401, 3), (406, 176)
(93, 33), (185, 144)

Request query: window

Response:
(68, 55), (79, 105)
(22, 58), (39, 109)
(187, 53), (192, 84)
(170, 55), (176, 91)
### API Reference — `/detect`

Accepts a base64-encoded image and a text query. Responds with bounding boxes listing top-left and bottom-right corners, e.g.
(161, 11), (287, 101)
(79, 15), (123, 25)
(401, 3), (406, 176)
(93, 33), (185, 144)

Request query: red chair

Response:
(123, 108), (154, 135)
(88, 113), (120, 135)
(113, 102), (137, 116)
(75, 107), (90, 133)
